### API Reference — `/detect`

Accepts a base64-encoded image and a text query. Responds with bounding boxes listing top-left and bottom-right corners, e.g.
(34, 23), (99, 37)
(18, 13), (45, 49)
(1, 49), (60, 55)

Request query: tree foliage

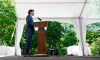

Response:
(61, 23), (78, 47)
(0, 0), (16, 46)
(86, 22), (100, 44)
(86, 22), (100, 56)
(46, 21), (64, 48)
(91, 38), (100, 56)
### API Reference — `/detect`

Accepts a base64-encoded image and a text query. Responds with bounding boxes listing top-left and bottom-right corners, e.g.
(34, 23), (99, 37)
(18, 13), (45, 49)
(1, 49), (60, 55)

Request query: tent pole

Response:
(79, 18), (85, 56)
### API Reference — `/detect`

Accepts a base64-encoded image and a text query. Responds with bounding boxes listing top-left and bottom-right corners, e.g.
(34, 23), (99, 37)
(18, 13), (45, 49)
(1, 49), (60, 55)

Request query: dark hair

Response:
(28, 9), (34, 15)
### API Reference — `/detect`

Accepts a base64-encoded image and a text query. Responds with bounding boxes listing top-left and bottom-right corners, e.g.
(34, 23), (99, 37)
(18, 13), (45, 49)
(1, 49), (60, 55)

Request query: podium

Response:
(34, 21), (48, 57)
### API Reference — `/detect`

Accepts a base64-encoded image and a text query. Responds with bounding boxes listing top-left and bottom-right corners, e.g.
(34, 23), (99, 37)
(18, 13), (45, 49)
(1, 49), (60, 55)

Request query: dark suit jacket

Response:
(26, 15), (35, 33)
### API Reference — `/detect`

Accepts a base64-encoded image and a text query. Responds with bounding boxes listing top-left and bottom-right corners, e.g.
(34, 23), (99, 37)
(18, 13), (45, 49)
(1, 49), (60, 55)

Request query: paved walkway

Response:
(0, 56), (100, 60)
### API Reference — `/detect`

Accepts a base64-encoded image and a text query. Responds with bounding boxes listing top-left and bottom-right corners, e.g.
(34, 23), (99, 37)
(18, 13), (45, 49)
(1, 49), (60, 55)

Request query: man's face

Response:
(30, 11), (34, 16)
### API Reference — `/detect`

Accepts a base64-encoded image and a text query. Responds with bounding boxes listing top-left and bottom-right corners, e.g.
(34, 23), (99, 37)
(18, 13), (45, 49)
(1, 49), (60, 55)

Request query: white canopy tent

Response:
(14, 0), (100, 56)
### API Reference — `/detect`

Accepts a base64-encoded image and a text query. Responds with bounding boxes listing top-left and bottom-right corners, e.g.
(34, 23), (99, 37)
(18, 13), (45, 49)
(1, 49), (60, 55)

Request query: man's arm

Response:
(27, 16), (34, 26)
(30, 17), (34, 26)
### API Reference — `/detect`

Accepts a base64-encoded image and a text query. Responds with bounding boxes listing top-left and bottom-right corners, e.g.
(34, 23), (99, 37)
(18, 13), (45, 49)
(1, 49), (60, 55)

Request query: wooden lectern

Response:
(34, 21), (48, 57)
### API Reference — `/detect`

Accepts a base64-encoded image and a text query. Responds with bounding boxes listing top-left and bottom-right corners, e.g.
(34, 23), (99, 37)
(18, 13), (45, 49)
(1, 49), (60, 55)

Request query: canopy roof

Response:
(14, 0), (91, 18)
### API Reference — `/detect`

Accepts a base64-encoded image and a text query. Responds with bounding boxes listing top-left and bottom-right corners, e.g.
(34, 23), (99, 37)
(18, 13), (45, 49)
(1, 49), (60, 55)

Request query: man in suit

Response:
(24, 9), (35, 56)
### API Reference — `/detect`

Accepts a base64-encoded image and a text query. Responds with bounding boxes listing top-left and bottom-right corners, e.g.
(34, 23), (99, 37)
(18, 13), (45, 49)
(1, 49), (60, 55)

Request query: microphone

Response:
(37, 17), (42, 21)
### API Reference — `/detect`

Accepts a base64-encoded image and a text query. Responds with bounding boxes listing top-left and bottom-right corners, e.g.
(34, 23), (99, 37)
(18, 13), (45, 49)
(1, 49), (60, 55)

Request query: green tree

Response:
(91, 38), (100, 56)
(86, 22), (100, 56)
(46, 21), (65, 55)
(46, 21), (64, 48)
(0, 0), (16, 46)
(61, 23), (78, 47)
(86, 22), (100, 44)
